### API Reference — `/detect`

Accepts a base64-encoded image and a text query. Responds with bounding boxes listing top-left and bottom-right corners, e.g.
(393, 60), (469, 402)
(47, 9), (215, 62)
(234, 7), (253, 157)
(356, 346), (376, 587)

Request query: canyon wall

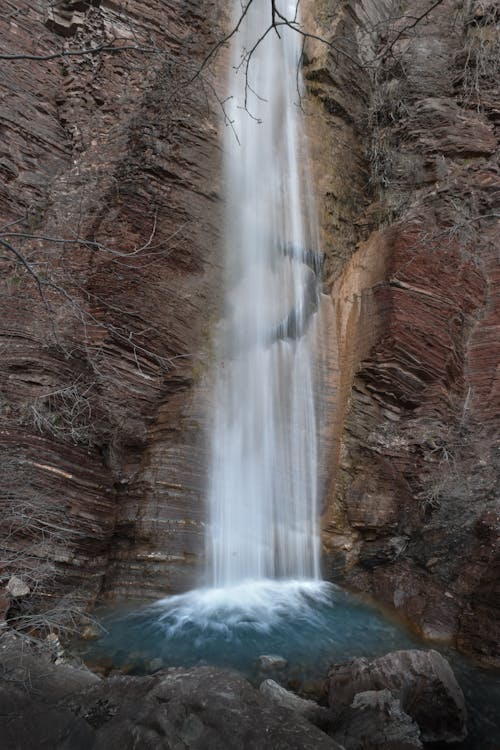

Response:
(306, 0), (499, 667)
(1, 0), (498, 667)
(0, 0), (223, 625)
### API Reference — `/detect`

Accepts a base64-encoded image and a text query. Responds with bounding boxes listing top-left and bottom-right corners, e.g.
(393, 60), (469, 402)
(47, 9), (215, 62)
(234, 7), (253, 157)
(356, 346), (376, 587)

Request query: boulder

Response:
(259, 678), (331, 727)
(332, 689), (422, 750)
(0, 630), (101, 700)
(0, 635), (341, 750)
(256, 654), (288, 671)
(328, 649), (467, 743)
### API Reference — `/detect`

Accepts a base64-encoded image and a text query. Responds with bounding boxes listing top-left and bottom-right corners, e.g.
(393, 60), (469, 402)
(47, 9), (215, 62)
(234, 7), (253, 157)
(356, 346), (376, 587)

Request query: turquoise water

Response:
(80, 581), (500, 749)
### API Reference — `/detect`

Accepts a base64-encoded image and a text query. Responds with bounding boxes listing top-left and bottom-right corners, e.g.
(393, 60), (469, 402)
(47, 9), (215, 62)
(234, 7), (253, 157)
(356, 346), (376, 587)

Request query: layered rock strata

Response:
(306, 0), (499, 666)
(0, 0), (222, 623)
(0, 0), (498, 671)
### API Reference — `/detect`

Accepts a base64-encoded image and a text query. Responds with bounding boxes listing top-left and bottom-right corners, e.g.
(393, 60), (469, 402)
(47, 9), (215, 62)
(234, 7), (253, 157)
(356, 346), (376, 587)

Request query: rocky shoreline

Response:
(0, 630), (470, 749)
(0, 0), (498, 693)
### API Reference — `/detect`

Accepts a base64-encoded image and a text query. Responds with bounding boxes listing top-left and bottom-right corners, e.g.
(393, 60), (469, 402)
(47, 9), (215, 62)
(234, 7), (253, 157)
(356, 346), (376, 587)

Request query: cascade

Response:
(74, 12), (500, 744)
(82, 0), (332, 667)
(208, 0), (323, 587)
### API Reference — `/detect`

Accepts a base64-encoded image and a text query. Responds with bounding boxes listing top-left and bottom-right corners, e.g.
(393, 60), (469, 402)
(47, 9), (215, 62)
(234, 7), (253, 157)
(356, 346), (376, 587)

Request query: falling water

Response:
(79, 0), (331, 674)
(208, 0), (323, 586)
(78, 16), (500, 741)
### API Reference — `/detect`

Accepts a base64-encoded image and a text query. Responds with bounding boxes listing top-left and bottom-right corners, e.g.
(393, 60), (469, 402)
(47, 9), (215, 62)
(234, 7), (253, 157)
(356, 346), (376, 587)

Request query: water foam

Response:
(152, 579), (331, 635)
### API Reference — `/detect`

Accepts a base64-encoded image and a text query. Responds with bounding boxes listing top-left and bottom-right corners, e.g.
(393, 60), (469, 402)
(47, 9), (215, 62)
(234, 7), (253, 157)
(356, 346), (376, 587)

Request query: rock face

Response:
(306, 0), (500, 666)
(0, 0), (222, 620)
(0, 0), (498, 672)
(259, 678), (329, 725)
(327, 649), (467, 744)
(0, 633), (340, 750)
(331, 689), (422, 750)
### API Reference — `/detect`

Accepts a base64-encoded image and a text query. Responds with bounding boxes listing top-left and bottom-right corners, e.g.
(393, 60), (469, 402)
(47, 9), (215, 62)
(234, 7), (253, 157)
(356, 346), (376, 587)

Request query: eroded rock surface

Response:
(0, 0), (222, 617)
(331, 689), (423, 750)
(327, 649), (467, 744)
(259, 678), (330, 726)
(308, 0), (500, 666)
(0, 0), (498, 673)
(0, 633), (340, 750)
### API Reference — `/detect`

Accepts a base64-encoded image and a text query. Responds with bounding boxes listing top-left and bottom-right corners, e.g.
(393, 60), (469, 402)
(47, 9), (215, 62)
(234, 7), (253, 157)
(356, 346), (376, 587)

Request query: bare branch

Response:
(190, 0), (254, 82)
(0, 43), (159, 62)
(377, 0), (446, 59)
(0, 235), (173, 368)
(0, 238), (45, 296)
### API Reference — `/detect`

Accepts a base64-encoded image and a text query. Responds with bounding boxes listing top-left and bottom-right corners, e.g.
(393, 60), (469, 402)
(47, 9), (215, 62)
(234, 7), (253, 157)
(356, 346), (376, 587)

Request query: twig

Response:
(0, 43), (159, 61)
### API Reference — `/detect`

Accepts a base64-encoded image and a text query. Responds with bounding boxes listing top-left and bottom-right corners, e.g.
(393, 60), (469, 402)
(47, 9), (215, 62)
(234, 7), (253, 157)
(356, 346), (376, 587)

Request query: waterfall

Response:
(208, 0), (322, 587)
(85, 0), (330, 662)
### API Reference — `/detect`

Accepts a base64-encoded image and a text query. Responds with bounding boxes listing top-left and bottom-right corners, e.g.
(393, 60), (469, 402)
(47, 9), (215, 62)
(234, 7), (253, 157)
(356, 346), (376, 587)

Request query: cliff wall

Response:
(0, 0), (222, 625)
(306, 0), (499, 667)
(1, 0), (498, 666)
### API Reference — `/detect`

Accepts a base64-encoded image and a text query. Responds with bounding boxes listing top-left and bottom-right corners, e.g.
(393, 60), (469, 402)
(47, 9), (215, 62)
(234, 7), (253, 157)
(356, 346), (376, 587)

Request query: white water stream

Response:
(208, 0), (323, 586)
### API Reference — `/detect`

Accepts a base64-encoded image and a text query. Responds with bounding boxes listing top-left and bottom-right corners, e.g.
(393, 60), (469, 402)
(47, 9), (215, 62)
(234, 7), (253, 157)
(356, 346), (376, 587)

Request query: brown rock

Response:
(410, 98), (496, 156)
(0, 0), (222, 610)
(317, 0), (500, 668)
(45, 8), (86, 37)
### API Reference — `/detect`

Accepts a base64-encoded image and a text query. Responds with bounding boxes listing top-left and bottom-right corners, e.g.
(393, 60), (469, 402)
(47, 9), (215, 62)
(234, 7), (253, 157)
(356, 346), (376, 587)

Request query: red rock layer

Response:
(0, 0), (222, 616)
(311, 0), (500, 666)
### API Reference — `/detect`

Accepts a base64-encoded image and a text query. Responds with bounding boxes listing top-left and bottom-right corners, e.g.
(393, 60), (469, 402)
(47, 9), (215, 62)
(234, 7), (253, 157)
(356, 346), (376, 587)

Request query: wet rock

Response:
(80, 623), (101, 641)
(0, 641), (342, 750)
(259, 678), (329, 725)
(332, 689), (422, 750)
(256, 654), (288, 671)
(328, 649), (467, 743)
(148, 657), (164, 672)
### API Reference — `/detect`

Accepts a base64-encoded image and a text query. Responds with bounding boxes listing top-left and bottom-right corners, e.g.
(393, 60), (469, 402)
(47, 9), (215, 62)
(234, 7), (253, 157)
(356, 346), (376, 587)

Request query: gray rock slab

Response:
(328, 648), (467, 743)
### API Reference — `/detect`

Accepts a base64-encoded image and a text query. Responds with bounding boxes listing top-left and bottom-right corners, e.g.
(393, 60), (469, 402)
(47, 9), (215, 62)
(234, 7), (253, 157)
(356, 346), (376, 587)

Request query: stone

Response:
(80, 624), (101, 641)
(0, 637), (342, 750)
(6, 576), (30, 598)
(45, 8), (87, 37)
(411, 98), (496, 156)
(256, 654), (288, 671)
(328, 649), (467, 743)
(0, 0), (222, 615)
(0, 0), (498, 680)
(259, 678), (329, 725)
(148, 657), (163, 672)
(318, 0), (500, 671)
(332, 689), (422, 750)
(0, 631), (101, 700)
